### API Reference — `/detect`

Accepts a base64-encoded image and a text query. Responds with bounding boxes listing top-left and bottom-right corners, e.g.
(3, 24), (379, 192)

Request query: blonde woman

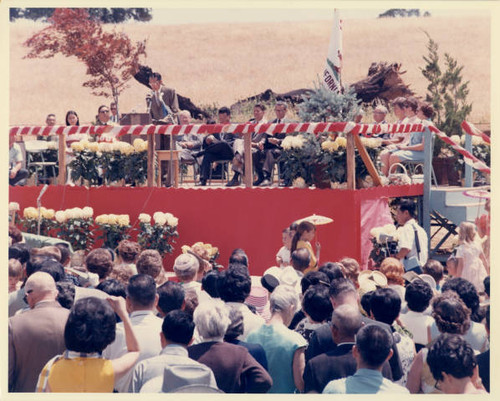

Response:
(455, 222), (489, 292)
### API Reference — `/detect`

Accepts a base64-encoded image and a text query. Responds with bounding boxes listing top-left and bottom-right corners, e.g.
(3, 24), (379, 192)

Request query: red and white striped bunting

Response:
(461, 121), (491, 145)
(7, 121), (432, 137)
(428, 125), (490, 174)
(9, 121), (490, 175)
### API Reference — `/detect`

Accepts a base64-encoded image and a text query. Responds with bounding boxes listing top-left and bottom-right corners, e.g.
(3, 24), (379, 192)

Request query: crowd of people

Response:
(8, 199), (490, 394)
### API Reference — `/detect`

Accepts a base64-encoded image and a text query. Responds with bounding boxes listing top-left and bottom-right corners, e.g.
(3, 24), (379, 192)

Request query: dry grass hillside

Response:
(10, 15), (490, 125)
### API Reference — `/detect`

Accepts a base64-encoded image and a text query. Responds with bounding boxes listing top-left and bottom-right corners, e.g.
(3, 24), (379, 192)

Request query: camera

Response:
(369, 237), (399, 266)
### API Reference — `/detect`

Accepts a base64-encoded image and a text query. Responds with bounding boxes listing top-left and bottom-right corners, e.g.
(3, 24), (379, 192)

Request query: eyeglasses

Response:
(23, 289), (34, 304)
(100, 110), (110, 114)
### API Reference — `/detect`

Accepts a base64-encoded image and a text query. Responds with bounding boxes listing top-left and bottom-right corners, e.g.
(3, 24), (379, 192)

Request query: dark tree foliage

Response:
(10, 8), (152, 23)
(378, 9), (422, 18)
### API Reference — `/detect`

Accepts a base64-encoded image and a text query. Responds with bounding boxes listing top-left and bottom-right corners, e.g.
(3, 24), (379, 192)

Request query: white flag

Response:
(322, 9), (343, 93)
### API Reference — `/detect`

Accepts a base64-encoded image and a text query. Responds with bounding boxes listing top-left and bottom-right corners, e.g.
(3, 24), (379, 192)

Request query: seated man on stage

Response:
(9, 135), (29, 186)
(227, 104), (268, 187)
(195, 107), (235, 186)
(109, 102), (121, 123)
(253, 101), (292, 186)
(175, 110), (202, 162)
(93, 105), (115, 126)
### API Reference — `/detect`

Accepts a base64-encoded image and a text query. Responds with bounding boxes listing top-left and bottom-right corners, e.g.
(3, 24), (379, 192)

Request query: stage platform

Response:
(10, 184), (423, 275)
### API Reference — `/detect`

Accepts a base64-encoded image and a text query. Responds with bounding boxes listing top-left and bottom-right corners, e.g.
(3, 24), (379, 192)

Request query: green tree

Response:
(420, 32), (472, 155)
(10, 7), (152, 23)
(298, 80), (361, 122)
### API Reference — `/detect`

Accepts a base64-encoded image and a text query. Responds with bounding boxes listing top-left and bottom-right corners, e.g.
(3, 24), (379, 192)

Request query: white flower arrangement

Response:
(321, 140), (339, 153)
(95, 213), (131, 249)
(95, 213), (130, 227)
(138, 213), (152, 224)
(282, 134), (305, 150)
(133, 138), (148, 152)
(137, 211), (179, 256)
(9, 202), (20, 212)
(46, 141), (59, 150)
(292, 177), (308, 188)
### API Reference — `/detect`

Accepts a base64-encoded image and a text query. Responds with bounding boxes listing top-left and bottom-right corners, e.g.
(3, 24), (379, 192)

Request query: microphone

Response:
(36, 184), (49, 236)
(146, 94), (152, 113)
(37, 184), (49, 204)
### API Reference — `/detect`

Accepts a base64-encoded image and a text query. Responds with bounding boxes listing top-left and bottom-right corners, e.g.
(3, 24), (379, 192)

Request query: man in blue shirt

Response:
(323, 324), (409, 394)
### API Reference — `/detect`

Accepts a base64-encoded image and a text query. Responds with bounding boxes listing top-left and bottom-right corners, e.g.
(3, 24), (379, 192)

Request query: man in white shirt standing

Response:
(395, 200), (428, 274)
(103, 274), (163, 392)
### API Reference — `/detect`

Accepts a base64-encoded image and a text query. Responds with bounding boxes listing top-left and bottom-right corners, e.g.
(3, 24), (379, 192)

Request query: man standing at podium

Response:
(147, 72), (179, 186)
(147, 72), (179, 125)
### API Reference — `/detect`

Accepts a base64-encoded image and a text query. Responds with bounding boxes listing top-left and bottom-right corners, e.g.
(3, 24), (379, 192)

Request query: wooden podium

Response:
(119, 113), (167, 150)
(120, 113), (152, 125)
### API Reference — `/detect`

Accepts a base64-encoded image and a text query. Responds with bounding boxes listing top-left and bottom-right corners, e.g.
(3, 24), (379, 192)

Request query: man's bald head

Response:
(24, 271), (58, 307)
(331, 304), (363, 341)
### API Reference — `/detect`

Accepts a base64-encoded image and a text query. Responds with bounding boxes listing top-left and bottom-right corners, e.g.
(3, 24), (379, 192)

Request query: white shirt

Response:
(429, 320), (489, 353)
(276, 246), (291, 266)
(399, 310), (435, 346)
(182, 281), (212, 304)
(102, 310), (163, 392)
(397, 218), (428, 266)
(225, 302), (265, 340)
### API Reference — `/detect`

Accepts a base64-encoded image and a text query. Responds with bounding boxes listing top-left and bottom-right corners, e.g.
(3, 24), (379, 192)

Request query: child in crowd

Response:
(276, 227), (293, 267)
(8, 258), (23, 293)
(290, 221), (320, 273)
(455, 222), (489, 292)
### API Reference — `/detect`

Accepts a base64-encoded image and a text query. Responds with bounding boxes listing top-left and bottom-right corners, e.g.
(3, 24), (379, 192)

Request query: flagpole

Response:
(322, 9), (343, 94)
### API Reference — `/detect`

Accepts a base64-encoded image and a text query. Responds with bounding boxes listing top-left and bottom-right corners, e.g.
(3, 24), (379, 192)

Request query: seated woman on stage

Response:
(36, 296), (140, 392)
(65, 110), (90, 185)
(379, 97), (409, 175)
(384, 97), (424, 177)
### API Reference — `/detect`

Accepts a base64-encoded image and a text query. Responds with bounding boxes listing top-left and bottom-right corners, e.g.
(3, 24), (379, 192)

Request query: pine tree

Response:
(298, 80), (361, 122)
(421, 32), (442, 126)
(420, 32), (472, 155)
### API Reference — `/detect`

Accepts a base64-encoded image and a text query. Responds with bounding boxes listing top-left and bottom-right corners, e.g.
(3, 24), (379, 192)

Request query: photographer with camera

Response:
(394, 200), (428, 274)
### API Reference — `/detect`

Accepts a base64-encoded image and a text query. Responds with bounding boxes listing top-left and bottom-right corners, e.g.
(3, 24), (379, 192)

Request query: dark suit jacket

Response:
(264, 118), (293, 150)
(303, 343), (393, 393)
(188, 341), (272, 393)
(8, 301), (70, 392)
(305, 317), (403, 381)
(149, 86), (179, 121)
(476, 349), (489, 392)
(226, 339), (268, 371)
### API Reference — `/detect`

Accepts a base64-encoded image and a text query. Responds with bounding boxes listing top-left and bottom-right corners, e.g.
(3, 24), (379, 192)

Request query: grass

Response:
(9, 15), (490, 125)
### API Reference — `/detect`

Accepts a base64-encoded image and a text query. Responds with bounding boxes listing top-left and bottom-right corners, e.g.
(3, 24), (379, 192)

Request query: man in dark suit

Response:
(8, 272), (70, 392)
(253, 101), (293, 186)
(148, 72), (179, 124)
(305, 278), (403, 382)
(147, 72), (180, 185)
(196, 107), (235, 186)
(303, 304), (392, 393)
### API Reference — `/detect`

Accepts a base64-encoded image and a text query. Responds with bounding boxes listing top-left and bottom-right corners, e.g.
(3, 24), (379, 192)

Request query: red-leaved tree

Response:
(24, 8), (147, 117)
